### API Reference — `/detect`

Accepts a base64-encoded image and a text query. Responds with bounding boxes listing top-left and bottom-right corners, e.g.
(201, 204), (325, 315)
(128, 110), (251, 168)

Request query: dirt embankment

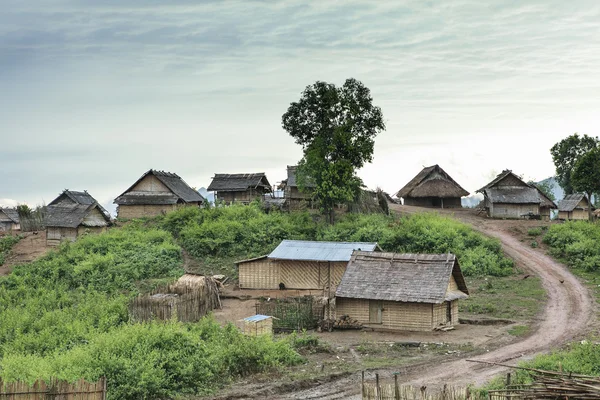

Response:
(0, 231), (48, 275)
(270, 206), (596, 400)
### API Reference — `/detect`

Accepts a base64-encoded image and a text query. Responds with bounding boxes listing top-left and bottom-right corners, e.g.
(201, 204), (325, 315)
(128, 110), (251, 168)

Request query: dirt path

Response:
(274, 207), (596, 400)
(0, 231), (48, 275)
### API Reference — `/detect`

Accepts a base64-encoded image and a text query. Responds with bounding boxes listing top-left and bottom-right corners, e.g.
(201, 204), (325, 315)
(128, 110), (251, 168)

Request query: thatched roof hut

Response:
(49, 189), (111, 219)
(0, 208), (20, 231)
(335, 251), (468, 331)
(45, 203), (110, 246)
(114, 170), (204, 219)
(477, 170), (541, 219)
(396, 165), (469, 208)
(207, 173), (271, 205)
(558, 193), (594, 220)
(279, 166), (316, 209)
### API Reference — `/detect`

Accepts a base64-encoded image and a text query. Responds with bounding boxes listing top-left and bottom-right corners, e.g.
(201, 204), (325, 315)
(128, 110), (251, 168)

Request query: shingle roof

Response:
(283, 166), (316, 189)
(46, 204), (111, 228)
(268, 240), (380, 262)
(49, 190), (110, 218)
(114, 170), (204, 205)
(396, 165), (469, 199)
(336, 252), (469, 304)
(0, 208), (19, 223)
(558, 193), (593, 212)
(484, 187), (541, 204)
(207, 173), (271, 192)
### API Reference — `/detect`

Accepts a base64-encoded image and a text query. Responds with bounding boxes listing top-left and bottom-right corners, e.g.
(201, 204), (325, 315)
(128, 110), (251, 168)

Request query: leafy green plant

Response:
(527, 228), (542, 236)
(0, 235), (21, 265)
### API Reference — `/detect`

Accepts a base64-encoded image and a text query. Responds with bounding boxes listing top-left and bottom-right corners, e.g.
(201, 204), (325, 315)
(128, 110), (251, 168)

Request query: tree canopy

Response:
(550, 133), (599, 195)
(281, 78), (385, 222)
(571, 147), (600, 221)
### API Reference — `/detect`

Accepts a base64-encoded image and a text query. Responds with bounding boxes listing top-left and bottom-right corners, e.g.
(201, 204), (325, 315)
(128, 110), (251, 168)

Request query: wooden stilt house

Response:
(114, 170), (204, 219)
(558, 193), (594, 220)
(0, 208), (20, 231)
(477, 170), (541, 218)
(236, 240), (380, 290)
(335, 252), (469, 331)
(279, 166), (316, 210)
(395, 165), (469, 208)
(207, 173), (271, 205)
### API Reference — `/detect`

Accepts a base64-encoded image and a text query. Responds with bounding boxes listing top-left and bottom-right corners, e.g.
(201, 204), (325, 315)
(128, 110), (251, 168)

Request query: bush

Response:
(0, 235), (21, 265)
(543, 221), (600, 271)
(528, 228), (543, 236)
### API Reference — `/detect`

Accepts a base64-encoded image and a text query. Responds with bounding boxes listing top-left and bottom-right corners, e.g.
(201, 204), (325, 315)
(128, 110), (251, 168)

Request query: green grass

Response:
(0, 235), (21, 265)
(508, 325), (530, 336)
(460, 275), (546, 320)
(527, 228), (543, 237)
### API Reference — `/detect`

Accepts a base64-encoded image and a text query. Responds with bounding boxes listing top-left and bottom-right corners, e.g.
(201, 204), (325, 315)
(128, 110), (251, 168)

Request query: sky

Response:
(1, 1), (600, 214)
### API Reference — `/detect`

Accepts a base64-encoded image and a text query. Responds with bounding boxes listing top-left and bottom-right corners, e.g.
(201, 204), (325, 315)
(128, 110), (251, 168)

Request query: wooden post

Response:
(375, 373), (380, 400)
(394, 374), (400, 400)
(442, 384), (448, 400)
(362, 371), (365, 398)
(506, 372), (511, 387)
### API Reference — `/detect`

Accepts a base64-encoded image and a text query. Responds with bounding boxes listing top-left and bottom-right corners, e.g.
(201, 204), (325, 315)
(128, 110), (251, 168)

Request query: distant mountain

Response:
(461, 195), (483, 208)
(198, 187), (215, 204)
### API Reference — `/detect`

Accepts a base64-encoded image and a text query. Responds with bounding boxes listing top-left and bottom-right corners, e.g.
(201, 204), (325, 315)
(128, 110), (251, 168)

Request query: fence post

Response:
(506, 372), (511, 387)
(442, 384), (448, 400)
(394, 373), (400, 400)
(362, 371), (365, 398)
(375, 373), (380, 400)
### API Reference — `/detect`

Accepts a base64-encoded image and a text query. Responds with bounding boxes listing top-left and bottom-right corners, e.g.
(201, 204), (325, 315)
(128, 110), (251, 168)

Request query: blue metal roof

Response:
(268, 240), (379, 262)
(243, 314), (272, 322)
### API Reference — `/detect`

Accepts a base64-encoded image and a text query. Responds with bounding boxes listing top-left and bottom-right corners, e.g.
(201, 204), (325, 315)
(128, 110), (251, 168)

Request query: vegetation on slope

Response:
(543, 221), (600, 272)
(0, 235), (21, 265)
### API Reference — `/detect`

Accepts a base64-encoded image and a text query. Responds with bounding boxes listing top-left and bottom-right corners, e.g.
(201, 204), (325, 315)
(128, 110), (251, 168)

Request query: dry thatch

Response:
(336, 251), (469, 304)
(207, 173), (271, 192)
(0, 208), (19, 224)
(484, 187), (541, 204)
(396, 165), (469, 199)
(45, 204), (110, 228)
(534, 187), (558, 209)
(558, 193), (593, 212)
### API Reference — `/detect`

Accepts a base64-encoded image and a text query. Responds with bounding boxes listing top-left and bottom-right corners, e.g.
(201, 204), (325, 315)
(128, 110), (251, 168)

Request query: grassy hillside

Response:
(0, 235), (21, 265)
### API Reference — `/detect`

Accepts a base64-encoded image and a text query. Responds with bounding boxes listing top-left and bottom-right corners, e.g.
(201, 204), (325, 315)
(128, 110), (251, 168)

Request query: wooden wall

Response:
(238, 258), (280, 289)
(46, 227), (77, 246)
(404, 197), (462, 208)
(489, 203), (539, 219)
(82, 207), (108, 226)
(336, 298), (436, 331)
(117, 204), (178, 219)
(132, 174), (171, 192)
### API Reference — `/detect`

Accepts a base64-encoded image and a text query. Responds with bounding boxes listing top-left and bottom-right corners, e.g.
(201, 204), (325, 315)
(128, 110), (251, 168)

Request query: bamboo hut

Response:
(207, 173), (271, 205)
(0, 208), (20, 231)
(335, 251), (469, 331)
(241, 314), (275, 336)
(558, 193), (594, 220)
(49, 189), (111, 219)
(279, 166), (316, 210)
(114, 169), (204, 219)
(236, 240), (381, 290)
(477, 170), (541, 218)
(396, 165), (469, 208)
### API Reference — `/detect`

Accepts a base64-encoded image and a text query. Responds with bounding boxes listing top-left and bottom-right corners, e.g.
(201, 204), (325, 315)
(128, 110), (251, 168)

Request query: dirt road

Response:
(277, 207), (596, 400)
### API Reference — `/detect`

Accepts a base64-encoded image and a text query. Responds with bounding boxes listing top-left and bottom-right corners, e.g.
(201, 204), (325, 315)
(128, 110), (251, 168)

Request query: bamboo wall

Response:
(559, 209), (589, 220)
(238, 258), (280, 289)
(0, 377), (106, 399)
(489, 203), (539, 219)
(404, 197), (462, 208)
(337, 298), (435, 331)
(117, 204), (178, 219)
(242, 318), (273, 336)
(46, 227), (77, 246)
(217, 189), (264, 204)
(132, 174), (171, 192)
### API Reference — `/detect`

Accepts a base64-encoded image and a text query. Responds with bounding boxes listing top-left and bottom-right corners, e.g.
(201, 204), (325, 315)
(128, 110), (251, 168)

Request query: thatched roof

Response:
(207, 173), (271, 192)
(280, 166), (316, 189)
(396, 165), (469, 199)
(49, 190), (110, 218)
(336, 251), (469, 304)
(115, 170), (204, 205)
(484, 187), (541, 204)
(269, 240), (380, 262)
(477, 170), (527, 192)
(558, 193), (593, 212)
(46, 204), (111, 228)
(0, 208), (19, 223)
(535, 188), (558, 209)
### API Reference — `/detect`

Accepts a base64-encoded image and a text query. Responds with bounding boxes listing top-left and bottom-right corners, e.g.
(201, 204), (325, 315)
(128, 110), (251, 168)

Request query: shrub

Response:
(543, 221), (600, 271)
(528, 228), (543, 236)
(0, 235), (21, 265)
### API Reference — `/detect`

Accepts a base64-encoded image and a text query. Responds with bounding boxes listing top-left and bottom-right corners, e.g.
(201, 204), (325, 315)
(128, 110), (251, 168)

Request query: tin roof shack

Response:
(207, 173), (271, 205)
(241, 314), (275, 336)
(0, 208), (20, 231)
(45, 203), (111, 246)
(236, 240), (380, 290)
(114, 170), (204, 219)
(396, 165), (469, 208)
(279, 166), (316, 210)
(335, 252), (469, 331)
(477, 170), (541, 219)
(558, 193), (594, 221)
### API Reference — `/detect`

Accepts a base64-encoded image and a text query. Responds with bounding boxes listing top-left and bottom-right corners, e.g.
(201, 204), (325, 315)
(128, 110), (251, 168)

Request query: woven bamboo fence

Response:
(129, 275), (221, 323)
(255, 296), (323, 332)
(361, 373), (481, 400)
(0, 377), (106, 399)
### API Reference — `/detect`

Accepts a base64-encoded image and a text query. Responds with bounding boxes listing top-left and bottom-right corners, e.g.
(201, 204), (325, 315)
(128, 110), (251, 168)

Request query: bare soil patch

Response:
(0, 231), (48, 276)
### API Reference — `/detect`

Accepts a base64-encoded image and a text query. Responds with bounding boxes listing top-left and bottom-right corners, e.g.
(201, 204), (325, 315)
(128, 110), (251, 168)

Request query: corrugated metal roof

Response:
(268, 240), (378, 262)
(243, 314), (272, 322)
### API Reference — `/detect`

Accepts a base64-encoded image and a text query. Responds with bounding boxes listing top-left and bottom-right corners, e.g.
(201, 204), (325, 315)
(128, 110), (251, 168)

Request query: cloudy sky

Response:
(1, 1), (600, 213)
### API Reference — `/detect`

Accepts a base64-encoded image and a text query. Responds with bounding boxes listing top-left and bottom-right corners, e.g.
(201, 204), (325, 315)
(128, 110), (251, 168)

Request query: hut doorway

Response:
(446, 301), (452, 323)
(369, 300), (383, 324)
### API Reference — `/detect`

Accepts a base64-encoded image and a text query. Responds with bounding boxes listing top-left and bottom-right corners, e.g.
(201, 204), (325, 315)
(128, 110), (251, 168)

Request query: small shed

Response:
(114, 170), (204, 219)
(45, 203), (111, 246)
(236, 240), (380, 290)
(395, 165), (469, 208)
(207, 173), (272, 205)
(477, 170), (541, 218)
(279, 166), (316, 210)
(49, 190), (111, 219)
(0, 208), (20, 231)
(335, 251), (469, 332)
(558, 193), (594, 220)
(241, 314), (275, 336)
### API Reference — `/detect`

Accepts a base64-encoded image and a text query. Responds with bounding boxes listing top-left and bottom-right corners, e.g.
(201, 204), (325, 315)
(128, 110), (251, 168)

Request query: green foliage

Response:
(530, 180), (556, 202)
(508, 325), (530, 336)
(550, 133), (599, 195)
(571, 148), (600, 220)
(543, 221), (600, 271)
(0, 235), (21, 265)
(530, 241), (538, 248)
(527, 228), (543, 236)
(282, 78), (385, 221)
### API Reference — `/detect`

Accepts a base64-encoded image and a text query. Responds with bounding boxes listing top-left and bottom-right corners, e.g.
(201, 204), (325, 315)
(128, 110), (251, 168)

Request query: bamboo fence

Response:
(255, 296), (323, 331)
(129, 275), (221, 323)
(0, 377), (106, 399)
(361, 373), (479, 400)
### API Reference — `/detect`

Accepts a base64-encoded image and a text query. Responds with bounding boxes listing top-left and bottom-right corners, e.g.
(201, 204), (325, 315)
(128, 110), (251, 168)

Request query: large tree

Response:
(571, 147), (600, 221)
(282, 78), (385, 222)
(550, 133), (599, 194)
